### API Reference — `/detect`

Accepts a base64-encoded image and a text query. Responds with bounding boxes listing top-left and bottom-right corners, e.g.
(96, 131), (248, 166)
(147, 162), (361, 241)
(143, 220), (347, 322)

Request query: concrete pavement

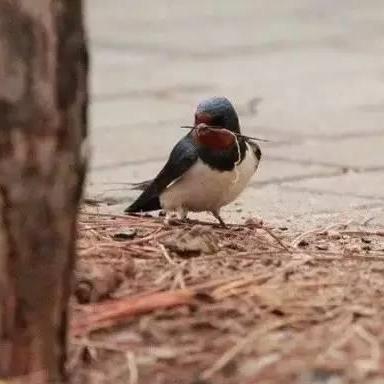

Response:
(85, 0), (384, 230)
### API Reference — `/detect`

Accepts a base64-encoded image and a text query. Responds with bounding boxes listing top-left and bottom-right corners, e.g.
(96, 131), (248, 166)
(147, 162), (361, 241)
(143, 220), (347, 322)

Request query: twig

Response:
(362, 216), (375, 226)
(291, 220), (354, 248)
(354, 324), (381, 369)
(171, 268), (187, 290)
(154, 270), (174, 285)
(72, 289), (196, 336)
(180, 125), (271, 142)
(314, 254), (384, 262)
(159, 243), (175, 265)
(190, 273), (255, 291)
(201, 319), (289, 380)
(127, 229), (170, 245)
(82, 211), (140, 221)
(126, 351), (139, 384)
(212, 274), (272, 299)
(81, 211), (162, 227)
(260, 226), (291, 251)
(340, 230), (384, 237)
(291, 229), (321, 248)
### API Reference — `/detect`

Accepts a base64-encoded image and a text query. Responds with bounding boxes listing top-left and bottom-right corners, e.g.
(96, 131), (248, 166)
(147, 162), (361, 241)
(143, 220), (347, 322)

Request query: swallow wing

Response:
(125, 136), (198, 212)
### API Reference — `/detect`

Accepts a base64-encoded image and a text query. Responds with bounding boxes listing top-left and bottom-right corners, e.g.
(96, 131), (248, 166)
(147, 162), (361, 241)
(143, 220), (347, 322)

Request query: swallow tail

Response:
(129, 179), (153, 191)
(124, 194), (161, 213)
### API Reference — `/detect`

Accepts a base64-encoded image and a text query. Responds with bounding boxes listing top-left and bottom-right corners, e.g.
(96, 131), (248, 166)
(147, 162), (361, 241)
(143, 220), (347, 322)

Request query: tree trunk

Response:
(0, 1), (88, 382)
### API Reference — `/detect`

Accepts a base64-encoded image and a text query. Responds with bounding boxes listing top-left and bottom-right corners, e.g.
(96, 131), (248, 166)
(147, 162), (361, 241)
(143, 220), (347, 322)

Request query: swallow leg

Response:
(164, 209), (188, 226)
(211, 211), (227, 228)
(177, 208), (188, 221)
(164, 211), (176, 225)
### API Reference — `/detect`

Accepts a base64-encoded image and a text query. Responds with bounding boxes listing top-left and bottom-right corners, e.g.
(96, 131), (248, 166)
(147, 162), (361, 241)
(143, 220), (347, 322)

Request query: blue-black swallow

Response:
(125, 97), (262, 226)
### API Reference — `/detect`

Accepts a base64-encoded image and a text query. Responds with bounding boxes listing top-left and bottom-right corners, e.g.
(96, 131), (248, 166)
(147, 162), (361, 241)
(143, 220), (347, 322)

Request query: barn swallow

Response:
(124, 97), (262, 226)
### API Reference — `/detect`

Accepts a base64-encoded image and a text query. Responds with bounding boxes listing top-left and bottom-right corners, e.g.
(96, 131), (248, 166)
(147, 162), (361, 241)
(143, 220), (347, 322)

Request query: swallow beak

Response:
(196, 123), (209, 130)
(196, 123), (222, 131)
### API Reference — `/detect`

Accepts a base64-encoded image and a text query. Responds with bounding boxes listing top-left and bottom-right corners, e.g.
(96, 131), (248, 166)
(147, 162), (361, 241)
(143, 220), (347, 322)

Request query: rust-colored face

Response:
(194, 112), (215, 126)
(193, 126), (236, 150)
(192, 112), (236, 150)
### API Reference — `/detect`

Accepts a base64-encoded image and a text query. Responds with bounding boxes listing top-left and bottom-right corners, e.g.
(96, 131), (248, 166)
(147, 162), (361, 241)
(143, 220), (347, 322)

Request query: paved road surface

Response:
(86, 0), (384, 229)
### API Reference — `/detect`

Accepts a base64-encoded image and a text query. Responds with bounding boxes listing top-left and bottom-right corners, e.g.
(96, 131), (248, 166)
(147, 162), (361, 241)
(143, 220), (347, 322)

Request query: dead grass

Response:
(70, 211), (384, 384)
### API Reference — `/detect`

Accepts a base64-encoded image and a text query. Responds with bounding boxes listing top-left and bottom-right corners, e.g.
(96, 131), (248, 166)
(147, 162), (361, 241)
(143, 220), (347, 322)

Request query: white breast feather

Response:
(160, 143), (259, 213)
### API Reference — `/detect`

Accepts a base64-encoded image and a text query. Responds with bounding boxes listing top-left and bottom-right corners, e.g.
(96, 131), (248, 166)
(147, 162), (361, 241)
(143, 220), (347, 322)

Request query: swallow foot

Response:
(177, 208), (188, 221)
(164, 212), (179, 226)
(164, 209), (188, 226)
(211, 211), (227, 228)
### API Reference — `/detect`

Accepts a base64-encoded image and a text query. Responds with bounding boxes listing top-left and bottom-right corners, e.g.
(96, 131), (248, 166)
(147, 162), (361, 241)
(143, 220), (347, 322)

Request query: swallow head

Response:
(192, 97), (240, 150)
(194, 97), (240, 133)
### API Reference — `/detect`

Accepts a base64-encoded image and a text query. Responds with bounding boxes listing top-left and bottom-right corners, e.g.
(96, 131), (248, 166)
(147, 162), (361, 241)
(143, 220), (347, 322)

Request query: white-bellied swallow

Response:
(124, 97), (262, 226)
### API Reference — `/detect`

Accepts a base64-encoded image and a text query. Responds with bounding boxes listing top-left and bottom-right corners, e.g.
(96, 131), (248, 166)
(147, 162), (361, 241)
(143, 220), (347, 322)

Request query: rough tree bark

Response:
(0, 1), (88, 382)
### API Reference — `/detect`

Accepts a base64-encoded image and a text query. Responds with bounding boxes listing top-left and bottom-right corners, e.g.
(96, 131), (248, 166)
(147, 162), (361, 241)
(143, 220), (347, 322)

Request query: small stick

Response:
(340, 230), (384, 237)
(81, 211), (137, 221)
(159, 243), (175, 265)
(126, 229), (170, 245)
(260, 226), (291, 251)
(201, 319), (288, 380)
(72, 289), (196, 336)
(126, 351), (139, 384)
(290, 220), (361, 247)
(180, 126), (271, 142)
(291, 228), (320, 248)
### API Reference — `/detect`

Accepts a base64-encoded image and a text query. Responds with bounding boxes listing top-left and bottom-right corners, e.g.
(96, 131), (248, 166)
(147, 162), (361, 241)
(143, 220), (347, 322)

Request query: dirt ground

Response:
(70, 210), (384, 384)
